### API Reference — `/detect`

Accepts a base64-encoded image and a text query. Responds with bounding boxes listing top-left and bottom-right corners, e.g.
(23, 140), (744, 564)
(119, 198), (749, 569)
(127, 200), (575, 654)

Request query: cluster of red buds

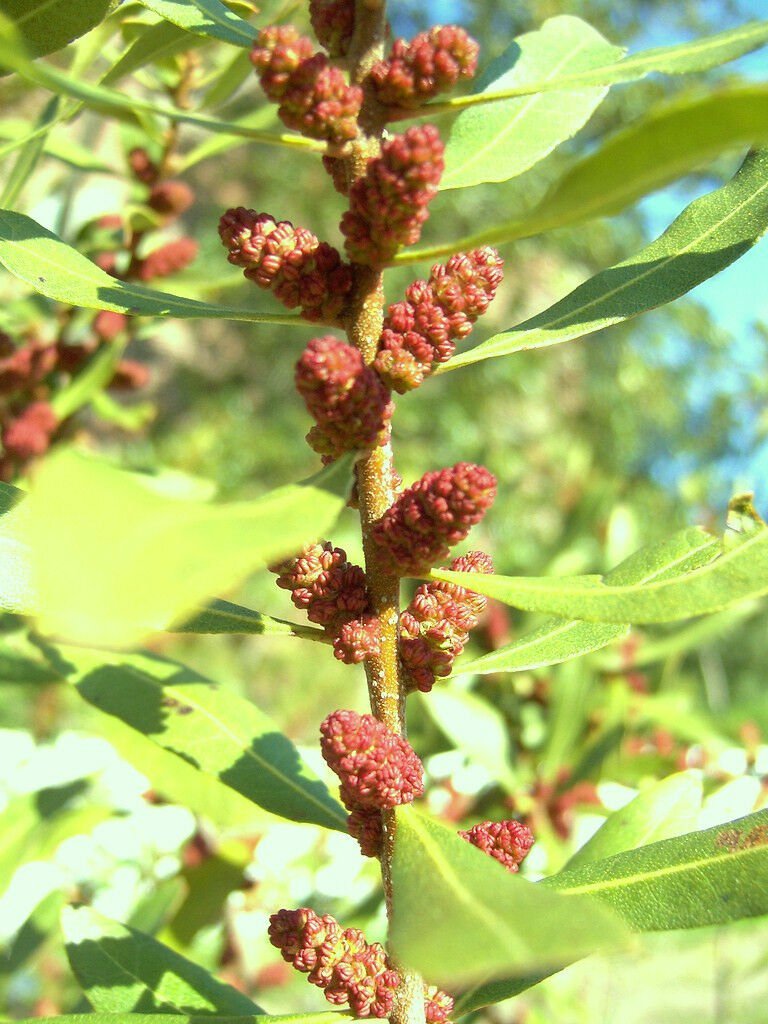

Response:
(370, 26), (480, 111)
(320, 710), (424, 857)
(341, 125), (445, 266)
(219, 208), (353, 324)
(375, 247), (504, 391)
(459, 819), (535, 873)
(372, 462), (497, 576)
(295, 336), (393, 459)
(400, 551), (493, 692)
(309, 0), (355, 57)
(270, 542), (380, 665)
(269, 907), (454, 1020)
(251, 26), (362, 144)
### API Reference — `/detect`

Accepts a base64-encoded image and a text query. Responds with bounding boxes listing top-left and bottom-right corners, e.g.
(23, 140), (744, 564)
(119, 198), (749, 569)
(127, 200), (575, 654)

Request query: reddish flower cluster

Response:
(310, 0), (355, 57)
(271, 541), (380, 665)
(322, 155), (349, 195)
(219, 209), (353, 323)
(341, 125), (445, 265)
(128, 146), (159, 185)
(0, 335), (56, 394)
(372, 462), (497, 576)
(347, 805), (385, 858)
(251, 27), (361, 144)
(400, 551), (493, 692)
(371, 26), (479, 110)
(375, 247), (504, 392)
(137, 237), (198, 282)
(459, 819), (535, 873)
(295, 336), (393, 459)
(268, 907), (400, 1017)
(1, 401), (57, 463)
(269, 908), (454, 1020)
(148, 180), (195, 218)
(320, 710), (424, 811)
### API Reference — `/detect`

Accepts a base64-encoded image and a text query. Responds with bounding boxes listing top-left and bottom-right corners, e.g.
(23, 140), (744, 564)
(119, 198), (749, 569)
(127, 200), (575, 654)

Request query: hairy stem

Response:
(342, 5), (425, 1024)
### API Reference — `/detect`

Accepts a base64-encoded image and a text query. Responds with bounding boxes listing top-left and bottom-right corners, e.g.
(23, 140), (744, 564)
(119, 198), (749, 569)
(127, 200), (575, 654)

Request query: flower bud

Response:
(341, 125), (445, 265)
(320, 709), (424, 810)
(128, 147), (159, 185)
(271, 541), (370, 632)
(296, 336), (393, 459)
(138, 237), (198, 281)
(278, 53), (362, 144)
(2, 402), (57, 462)
(459, 819), (535, 872)
(371, 26), (479, 110)
(310, 0), (355, 57)
(347, 806), (383, 858)
(250, 25), (314, 101)
(333, 615), (381, 664)
(148, 180), (195, 218)
(372, 463), (496, 575)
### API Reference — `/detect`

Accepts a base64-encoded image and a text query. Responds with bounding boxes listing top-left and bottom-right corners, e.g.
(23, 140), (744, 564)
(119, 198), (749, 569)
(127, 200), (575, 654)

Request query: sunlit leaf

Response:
(441, 17), (622, 190)
(440, 149), (768, 370)
(0, 0), (116, 57)
(136, 0), (256, 47)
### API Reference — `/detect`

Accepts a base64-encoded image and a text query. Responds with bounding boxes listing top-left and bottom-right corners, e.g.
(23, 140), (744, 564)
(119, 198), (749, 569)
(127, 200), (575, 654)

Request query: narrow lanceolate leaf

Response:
(566, 772), (704, 870)
(0, 1), (116, 58)
(431, 517), (768, 625)
(440, 148), (768, 371)
(136, 0), (256, 47)
(0, 449), (352, 647)
(454, 526), (720, 676)
(64, 644), (348, 832)
(389, 806), (627, 986)
(456, 809), (768, 1013)
(63, 906), (264, 1015)
(441, 17), (622, 190)
(0, 211), (302, 324)
(438, 19), (768, 111)
(401, 86), (768, 265)
(0, 97), (60, 208)
(177, 598), (328, 642)
(15, 1016), (356, 1024)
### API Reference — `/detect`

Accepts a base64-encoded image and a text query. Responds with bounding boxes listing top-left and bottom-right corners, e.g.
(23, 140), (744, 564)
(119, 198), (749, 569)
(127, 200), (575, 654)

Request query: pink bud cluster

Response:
(371, 26), (480, 110)
(1, 401), (57, 465)
(295, 336), (393, 459)
(459, 819), (535, 873)
(219, 209), (353, 323)
(309, 0), (355, 57)
(268, 908), (454, 1020)
(400, 551), (493, 692)
(321, 710), (423, 858)
(372, 462), (497, 576)
(341, 125), (445, 265)
(375, 247), (504, 392)
(251, 26), (361, 144)
(138, 237), (198, 282)
(271, 542), (380, 665)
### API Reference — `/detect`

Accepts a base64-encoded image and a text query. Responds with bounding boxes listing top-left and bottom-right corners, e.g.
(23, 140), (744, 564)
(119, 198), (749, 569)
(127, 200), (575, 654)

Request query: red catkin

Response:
(375, 247), (504, 392)
(400, 551), (494, 692)
(309, 0), (355, 57)
(2, 401), (57, 461)
(148, 180), (195, 217)
(219, 209), (353, 323)
(372, 463), (497, 575)
(333, 615), (381, 665)
(370, 26), (479, 110)
(320, 709), (424, 810)
(271, 541), (370, 633)
(0, 337), (57, 394)
(138, 237), (198, 281)
(346, 805), (384, 858)
(277, 53), (362, 144)
(295, 336), (393, 459)
(250, 26), (315, 101)
(341, 125), (445, 265)
(459, 819), (535, 872)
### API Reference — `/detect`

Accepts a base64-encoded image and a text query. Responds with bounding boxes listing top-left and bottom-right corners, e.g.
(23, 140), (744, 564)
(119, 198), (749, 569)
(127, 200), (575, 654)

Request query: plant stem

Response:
(343, 5), (425, 1024)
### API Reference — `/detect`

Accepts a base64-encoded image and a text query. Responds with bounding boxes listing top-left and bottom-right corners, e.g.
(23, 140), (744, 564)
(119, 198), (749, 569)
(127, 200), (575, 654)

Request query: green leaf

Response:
(440, 148), (768, 371)
(0, 0), (116, 57)
(441, 17), (622, 190)
(102, 20), (204, 86)
(431, 518), (768, 626)
(1, 449), (352, 647)
(457, 809), (768, 1013)
(566, 772), (704, 870)
(0, 118), (113, 172)
(419, 688), (516, 791)
(136, 0), (256, 47)
(0, 786), (111, 899)
(454, 526), (720, 675)
(50, 337), (128, 420)
(63, 906), (264, 1014)
(177, 598), (327, 642)
(0, 96), (60, 208)
(438, 19), (768, 113)
(0, 211), (303, 324)
(389, 806), (628, 986)
(14, 1016), (355, 1024)
(0, 25), (322, 153)
(64, 644), (348, 832)
(403, 85), (768, 265)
